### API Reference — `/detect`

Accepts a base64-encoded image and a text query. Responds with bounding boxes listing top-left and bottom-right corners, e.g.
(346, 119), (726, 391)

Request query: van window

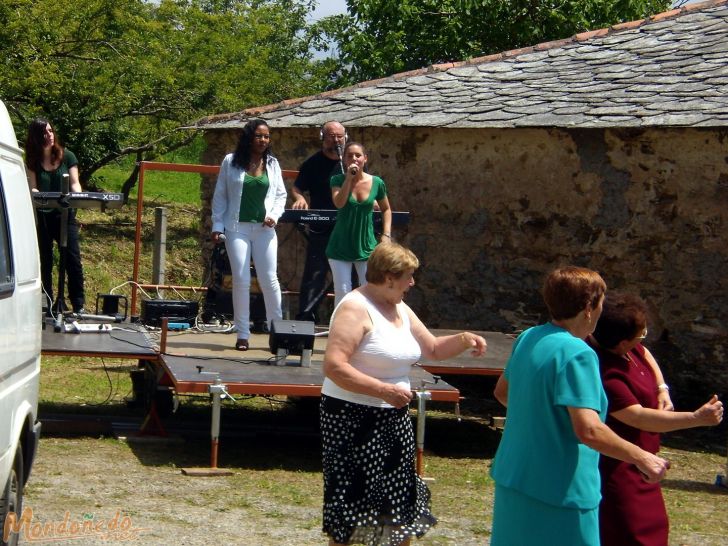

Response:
(0, 174), (13, 297)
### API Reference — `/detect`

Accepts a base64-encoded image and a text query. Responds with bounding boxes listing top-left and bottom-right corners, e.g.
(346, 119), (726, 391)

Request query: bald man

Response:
(291, 121), (346, 322)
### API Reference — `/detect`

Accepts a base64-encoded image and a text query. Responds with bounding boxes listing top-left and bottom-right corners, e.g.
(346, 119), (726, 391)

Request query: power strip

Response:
(65, 322), (113, 333)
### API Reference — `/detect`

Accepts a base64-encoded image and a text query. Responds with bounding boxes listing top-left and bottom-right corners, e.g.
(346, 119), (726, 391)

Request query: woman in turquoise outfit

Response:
(490, 266), (670, 546)
(326, 142), (391, 307)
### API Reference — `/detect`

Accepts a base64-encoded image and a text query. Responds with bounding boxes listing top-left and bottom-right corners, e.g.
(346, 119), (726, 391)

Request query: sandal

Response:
(235, 338), (249, 351)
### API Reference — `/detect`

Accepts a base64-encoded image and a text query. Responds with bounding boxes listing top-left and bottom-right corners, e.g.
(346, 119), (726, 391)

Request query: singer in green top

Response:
(326, 142), (392, 307)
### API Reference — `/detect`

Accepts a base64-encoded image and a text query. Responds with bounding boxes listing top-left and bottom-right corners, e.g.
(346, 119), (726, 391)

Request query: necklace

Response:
(625, 352), (646, 375)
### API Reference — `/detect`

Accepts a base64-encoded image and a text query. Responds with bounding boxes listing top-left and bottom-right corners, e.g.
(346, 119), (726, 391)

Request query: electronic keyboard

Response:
(32, 191), (124, 211)
(279, 209), (409, 226)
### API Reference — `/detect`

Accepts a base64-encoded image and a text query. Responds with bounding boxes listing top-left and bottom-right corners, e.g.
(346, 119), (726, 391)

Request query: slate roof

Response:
(197, 0), (728, 130)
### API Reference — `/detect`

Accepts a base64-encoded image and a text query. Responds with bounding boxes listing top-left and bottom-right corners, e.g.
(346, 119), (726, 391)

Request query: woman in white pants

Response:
(211, 119), (287, 350)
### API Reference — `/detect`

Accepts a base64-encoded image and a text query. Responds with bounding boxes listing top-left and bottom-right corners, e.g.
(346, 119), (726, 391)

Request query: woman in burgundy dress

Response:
(588, 292), (723, 546)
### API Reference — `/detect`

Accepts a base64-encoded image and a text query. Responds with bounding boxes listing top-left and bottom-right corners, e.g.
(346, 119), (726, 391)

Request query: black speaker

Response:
(140, 299), (199, 327)
(269, 320), (315, 355)
(96, 293), (128, 320)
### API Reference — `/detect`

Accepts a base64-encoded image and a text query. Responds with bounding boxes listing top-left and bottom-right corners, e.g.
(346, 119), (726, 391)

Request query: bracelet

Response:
(381, 233), (391, 238)
(657, 383), (670, 392)
(460, 332), (470, 349)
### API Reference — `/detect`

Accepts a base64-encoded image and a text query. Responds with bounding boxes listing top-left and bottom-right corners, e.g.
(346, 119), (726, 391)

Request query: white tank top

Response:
(321, 290), (422, 407)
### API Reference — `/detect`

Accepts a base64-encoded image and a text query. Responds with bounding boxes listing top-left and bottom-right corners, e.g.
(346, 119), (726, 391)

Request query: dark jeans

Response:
(37, 210), (85, 312)
(296, 231), (331, 323)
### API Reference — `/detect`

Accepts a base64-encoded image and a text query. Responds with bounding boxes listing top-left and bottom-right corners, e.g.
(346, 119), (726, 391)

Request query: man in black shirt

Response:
(291, 121), (346, 322)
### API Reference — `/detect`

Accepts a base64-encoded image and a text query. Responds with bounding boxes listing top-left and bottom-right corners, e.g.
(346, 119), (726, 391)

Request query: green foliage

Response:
(90, 133), (206, 198)
(325, 0), (672, 84)
(0, 0), (675, 185)
(0, 0), (332, 184)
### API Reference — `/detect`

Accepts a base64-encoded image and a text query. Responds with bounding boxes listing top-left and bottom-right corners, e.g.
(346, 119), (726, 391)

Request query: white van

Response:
(0, 100), (42, 546)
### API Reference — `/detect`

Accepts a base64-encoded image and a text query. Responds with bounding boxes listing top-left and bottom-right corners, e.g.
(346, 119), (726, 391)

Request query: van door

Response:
(0, 161), (16, 455)
(0, 125), (42, 468)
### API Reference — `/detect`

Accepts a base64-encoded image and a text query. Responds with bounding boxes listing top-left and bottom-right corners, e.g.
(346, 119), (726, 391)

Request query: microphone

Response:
(218, 233), (226, 242)
(336, 144), (344, 174)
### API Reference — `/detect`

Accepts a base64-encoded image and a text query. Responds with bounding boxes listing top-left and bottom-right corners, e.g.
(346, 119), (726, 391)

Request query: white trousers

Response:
(225, 223), (282, 338)
(328, 259), (368, 308)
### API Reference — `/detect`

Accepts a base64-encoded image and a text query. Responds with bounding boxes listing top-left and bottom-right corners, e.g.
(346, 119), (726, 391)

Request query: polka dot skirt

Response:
(320, 395), (437, 545)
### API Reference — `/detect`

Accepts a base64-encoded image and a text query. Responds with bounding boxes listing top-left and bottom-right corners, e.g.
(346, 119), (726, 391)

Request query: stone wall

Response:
(200, 126), (728, 405)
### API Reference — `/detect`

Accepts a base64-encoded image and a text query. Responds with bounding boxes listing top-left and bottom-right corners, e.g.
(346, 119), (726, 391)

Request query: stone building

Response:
(196, 0), (728, 404)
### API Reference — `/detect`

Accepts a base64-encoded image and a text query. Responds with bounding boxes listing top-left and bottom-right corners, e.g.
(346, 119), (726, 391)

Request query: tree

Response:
(323, 0), (672, 84)
(0, 0), (331, 190)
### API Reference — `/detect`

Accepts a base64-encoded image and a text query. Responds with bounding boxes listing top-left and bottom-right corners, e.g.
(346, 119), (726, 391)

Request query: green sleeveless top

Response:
(326, 175), (386, 262)
(36, 149), (78, 214)
(239, 171), (269, 222)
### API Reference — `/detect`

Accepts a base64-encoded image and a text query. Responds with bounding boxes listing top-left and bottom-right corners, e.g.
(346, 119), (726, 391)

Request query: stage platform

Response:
(160, 329), (513, 402)
(161, 330), (461, 402)
(41, 321), (513, 467)
(41, 322), (513, 404)
(161, 328), (513, 374)
(41, 321), (158, 360)
(419, 329), (514, 376)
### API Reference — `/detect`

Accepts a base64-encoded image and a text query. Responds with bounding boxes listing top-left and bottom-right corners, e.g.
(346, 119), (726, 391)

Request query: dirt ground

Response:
(14, 417), (728, 546)
(13, 365), (728, 546)
(17, 405), (499, 546)
(20, 436), (326, 545)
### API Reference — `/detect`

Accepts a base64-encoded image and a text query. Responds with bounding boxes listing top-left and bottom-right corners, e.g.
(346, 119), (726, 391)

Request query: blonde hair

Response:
(366, 243), (419, 284)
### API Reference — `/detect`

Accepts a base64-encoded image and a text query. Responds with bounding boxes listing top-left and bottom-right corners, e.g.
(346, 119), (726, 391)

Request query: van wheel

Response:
(0, 447), (24, 546)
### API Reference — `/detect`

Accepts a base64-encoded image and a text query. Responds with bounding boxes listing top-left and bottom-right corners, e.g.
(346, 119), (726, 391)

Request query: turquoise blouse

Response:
(490, 322), (607, 509)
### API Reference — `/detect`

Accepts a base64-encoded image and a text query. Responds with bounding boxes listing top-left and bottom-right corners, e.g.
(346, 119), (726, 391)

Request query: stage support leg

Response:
(209, 380), (224, 469)
(138, 400), (168, 437)
(181, 378), (233, 477)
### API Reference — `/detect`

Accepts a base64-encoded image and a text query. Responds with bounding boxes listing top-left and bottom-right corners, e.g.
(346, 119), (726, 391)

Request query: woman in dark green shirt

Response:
(25, 118), (86, 314)
(326, 142), (392, 307)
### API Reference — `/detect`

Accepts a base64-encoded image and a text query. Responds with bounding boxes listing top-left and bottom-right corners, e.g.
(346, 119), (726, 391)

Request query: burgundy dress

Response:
(592, 342), (668, 546)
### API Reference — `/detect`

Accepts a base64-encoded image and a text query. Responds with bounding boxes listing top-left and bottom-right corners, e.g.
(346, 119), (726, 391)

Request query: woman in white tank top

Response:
(320, 242), (487, 546)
